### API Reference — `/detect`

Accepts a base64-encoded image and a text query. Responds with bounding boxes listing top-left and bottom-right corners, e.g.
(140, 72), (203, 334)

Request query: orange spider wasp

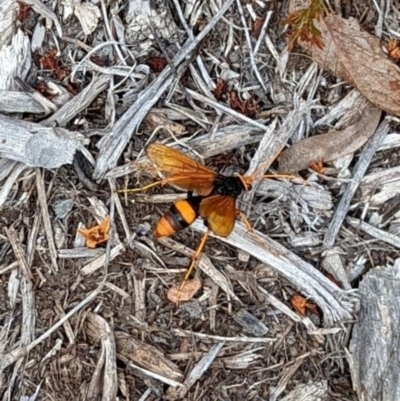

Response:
(120, 143), (291, 288)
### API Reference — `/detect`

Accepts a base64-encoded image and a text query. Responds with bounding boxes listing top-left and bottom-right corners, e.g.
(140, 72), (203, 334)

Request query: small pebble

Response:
(136, 222), (152, 236)
(52, 199), (73, 219)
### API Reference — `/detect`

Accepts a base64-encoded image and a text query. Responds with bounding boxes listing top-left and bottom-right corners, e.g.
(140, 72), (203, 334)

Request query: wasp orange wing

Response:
(146, 143), (216, 196)
(199, 195), (236, 237)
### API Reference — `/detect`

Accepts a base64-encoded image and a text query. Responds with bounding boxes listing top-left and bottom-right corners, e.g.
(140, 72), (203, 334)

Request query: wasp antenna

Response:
(115, 180), (163, 194)
(237, 174), (252, 192)
(262, 174), (309, 186)
(236, 210), (252, 232)
(262, 173), (294, 180)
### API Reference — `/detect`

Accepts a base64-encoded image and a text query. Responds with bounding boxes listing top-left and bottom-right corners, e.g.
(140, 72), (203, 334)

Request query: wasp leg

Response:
(180, 230), (210, 289)
(236, 210), (252, 232)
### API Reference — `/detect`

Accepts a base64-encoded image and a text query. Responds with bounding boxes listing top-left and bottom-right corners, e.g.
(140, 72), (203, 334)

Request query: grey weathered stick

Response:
(58, 248), (105, 259)
(235, 0), (267, 91)
(256, 286), (323, 341)
(42, 75), (111, 127)
(0, 163), (28, 207)
(254, 11), (273, 56)
(8, 277), (35, 396)
(35, 169), (58, 272)
(169, 0), (216, 96)
(22, 0), (63, 37)
(5, 227), (33, 280)
(0, 288), (102, 375)
(257, 179), (333, 210)
(172, 329), (275, 343)
(178, 342), (225, 398)
(133, 271), (146, 322)
(185, 88), (268, 130)
(270, 357), (307, 401)
(109, 178), (132, 241)
(127, 362), (183, 387)
(93, 0), (235, 179)
(347, 217), (400, 249)
(0, 0), (17, 46)
(191, 219), (354, 324)
(15, 78), (58, 114)
(0, 91), (46, 114)
(26, 204), (41, 267)
(0, 114), (88, 169)
(243, 101), (314, 210)
(349, 259), (400, 401)
(321, 248), (352, 290)
(0, 159), (17, 181)
(20, 277), (35, 346)
(86, 313), (118, 401)
(2, 226), (35, 387)
(115, 331), (183, 382)
(360, 165), (400, 206)
(80, 243), (125, 276)
(105, 123), (264, 179)
(279, 381), (328, 401)
(323, 119), (390, 248)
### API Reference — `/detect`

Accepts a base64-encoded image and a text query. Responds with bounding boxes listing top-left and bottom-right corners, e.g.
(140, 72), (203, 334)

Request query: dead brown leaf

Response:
(325, 272), (342, 288)
(230, 90), (258, 117)
(17, 1), (32, 22)
(167, 278), (202, 304)
(113, 331), (183, 381)
(309, 160), (325, 174)
(147, 56), (168, 73)
(252, 16), (265, 39)
(290, 294), (319, 317)
(212, 78), (228, 101)
(278, 95), (381, 173)
(37, 49), (70, 81)
(289, 1), (400, 116)
(78, 217), (110, 248)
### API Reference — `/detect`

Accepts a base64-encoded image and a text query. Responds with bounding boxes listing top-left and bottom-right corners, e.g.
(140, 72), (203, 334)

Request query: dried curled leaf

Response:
(147, 56), (168, 73)
(167, 278), (202, 304)
(212, 78), (228, 101)
(289, 0), (400, 116)
(252, 16), (265, 39)
(387, 39), (400, 62)
(290, 294), (319, 317)
(78, 217), (110, 248)
(309, 160), (325, 174)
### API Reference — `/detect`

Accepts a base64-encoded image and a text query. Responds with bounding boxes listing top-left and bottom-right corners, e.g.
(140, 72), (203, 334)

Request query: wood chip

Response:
(349, 260), (400, 401)
(233, 309), (269, 336)
(115, 331), (183, 382)
(323, 119), (390, 248)
(0, 114), (88, 169)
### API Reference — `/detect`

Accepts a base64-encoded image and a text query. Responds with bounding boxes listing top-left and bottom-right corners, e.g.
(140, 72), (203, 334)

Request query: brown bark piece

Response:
(114, 331), (183, 382)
